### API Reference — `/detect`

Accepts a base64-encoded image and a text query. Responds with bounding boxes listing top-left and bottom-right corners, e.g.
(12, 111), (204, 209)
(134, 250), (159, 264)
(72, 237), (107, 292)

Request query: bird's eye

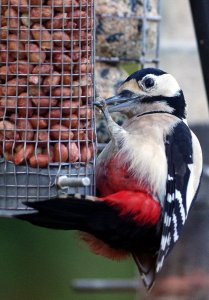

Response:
(143, 77), (155, 89)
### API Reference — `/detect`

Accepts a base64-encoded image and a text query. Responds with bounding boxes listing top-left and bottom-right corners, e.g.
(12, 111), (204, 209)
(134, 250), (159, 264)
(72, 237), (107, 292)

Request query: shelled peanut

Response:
(0, 0), (95, 167)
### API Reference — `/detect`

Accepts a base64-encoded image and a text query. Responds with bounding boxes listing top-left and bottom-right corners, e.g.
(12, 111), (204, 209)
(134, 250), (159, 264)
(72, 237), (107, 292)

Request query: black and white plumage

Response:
(96, 68), (202, 283)
(16, 68), (203, 290)
(157, 121), (197, 271)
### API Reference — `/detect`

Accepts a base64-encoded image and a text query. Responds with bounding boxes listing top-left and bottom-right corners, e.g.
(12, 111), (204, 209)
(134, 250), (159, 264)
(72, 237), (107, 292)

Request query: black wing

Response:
(156, 121), (200, 271)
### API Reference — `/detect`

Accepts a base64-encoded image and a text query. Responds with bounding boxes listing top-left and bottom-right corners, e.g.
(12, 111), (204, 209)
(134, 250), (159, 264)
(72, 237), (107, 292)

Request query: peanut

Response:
(0, 77), (27, 96)
(30, 0), (44, 5)
(14, 144), (34, 165)
(32, 96), (57, 107)
(0, 45), (10, 63)
(68, 10), (92, 28)
(45, 13), (68, 30)
(80, 144), (93, 162)
(47, 0), (78, 12)
(25, 43), (46, 63)
(1, 0), (8, 14)
(53, 52), (71, 71)
(20, 13), (30, 27)
(4, 8), (18, 32)
(53, 31), (71, 49)
(50, 124), (74, 140)
(8, 34), (26, 60)
(34, 131), (48, 147)
(0, 97), (16, 113)
(2, 140), (15, 151)
(18, 92), (33, 117)
(19, 25), (31, 41)
(32, 64), (53, 75)
(46, 109), (61, 125)
(28, 86), (45, 96)
(52, 87), (72, 97)
(53, 143), (68, 162)
(10, 0), (28, 13)
(67, 142), (79, 162)
(9, 60), (34, 76)
(0, 26), (9, 40)
(43, 71), (61, 92)
(63, 72), (72, 85)
(29, 75), (42, 85)
(31, 7), (53, 20)
(31, 24), (52, 50)
(79, 107), (92, 119)
(0, 66), (13, 80)
(64, 20), (77, 33)
(72, 81), (82, 97)
(30, 115), (48, 129)
(0, 120), (19, 140)
(73, 129), (85, 141)
(17, 119), (34, 141)
(59, 100), (79, 115)
(29, 153), (52, 168)
(62, 113), (78, 128)
(74, 58), (92, 74)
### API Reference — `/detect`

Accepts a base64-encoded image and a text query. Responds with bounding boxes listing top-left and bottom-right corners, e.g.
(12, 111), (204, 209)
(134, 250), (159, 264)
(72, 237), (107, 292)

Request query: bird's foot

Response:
(94, 96), (107, 110)
(94, 97), (110, 121)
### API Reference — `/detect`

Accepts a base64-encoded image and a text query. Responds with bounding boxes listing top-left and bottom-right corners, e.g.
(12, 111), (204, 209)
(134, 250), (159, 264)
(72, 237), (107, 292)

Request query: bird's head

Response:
(105, 68), (186, 119)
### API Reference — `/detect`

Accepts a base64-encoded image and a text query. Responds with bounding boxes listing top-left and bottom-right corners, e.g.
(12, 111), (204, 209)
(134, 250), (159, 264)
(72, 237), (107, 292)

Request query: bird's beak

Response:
(105, 90), (142, 112)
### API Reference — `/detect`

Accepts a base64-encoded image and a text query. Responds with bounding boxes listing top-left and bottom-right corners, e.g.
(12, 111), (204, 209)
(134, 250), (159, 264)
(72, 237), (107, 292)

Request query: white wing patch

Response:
(166, 192), (175, 203)
(168, 174), (174, 180)
(164, 212), (172, 227)
(175, 190), (187, 224)
(156, 121), (202, 276)
(172, 213), (179, 242)
(161, 233), (171, 251)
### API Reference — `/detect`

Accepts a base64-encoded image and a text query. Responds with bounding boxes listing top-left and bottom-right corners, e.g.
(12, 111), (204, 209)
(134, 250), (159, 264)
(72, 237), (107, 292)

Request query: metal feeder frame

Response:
(0, 0), (96, 215)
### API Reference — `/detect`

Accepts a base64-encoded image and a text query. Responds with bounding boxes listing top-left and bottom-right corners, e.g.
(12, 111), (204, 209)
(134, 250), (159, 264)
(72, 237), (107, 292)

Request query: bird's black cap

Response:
(125, 68), (167, 82)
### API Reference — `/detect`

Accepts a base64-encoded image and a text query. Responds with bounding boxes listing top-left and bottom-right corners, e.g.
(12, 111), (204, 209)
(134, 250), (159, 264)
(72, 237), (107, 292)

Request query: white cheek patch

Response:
(146, 74), (181, 97)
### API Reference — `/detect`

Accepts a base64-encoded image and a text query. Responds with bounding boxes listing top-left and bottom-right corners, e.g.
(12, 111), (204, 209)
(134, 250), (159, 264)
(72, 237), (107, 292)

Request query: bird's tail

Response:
(15, 192), (161, 290)
(15, 194), (105, 231)
(132, 252), (156, 291)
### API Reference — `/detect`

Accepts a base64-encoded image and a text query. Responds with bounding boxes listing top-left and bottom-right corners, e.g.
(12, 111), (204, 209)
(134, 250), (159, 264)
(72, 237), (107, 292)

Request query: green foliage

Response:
(0, 218), (135, 300)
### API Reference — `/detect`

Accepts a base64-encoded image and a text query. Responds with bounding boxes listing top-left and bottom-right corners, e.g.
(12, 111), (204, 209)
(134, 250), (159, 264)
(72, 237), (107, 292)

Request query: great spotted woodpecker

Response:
(16, 68), (202, 290)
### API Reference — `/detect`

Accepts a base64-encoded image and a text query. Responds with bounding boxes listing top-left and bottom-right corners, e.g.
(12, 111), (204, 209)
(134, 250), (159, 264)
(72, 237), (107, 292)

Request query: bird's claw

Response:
(94, 97), (107, 111)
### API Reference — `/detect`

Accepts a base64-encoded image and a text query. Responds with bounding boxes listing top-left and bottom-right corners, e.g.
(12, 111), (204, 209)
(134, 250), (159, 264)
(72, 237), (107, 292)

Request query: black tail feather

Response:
(15, 196), (159, 254)
(15, 196), (160, 289)
(16, 197), (111, 231)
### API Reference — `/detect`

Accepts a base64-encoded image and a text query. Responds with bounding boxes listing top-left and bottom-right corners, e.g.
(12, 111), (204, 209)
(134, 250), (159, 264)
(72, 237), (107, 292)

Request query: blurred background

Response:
(0, 0), (208, 300)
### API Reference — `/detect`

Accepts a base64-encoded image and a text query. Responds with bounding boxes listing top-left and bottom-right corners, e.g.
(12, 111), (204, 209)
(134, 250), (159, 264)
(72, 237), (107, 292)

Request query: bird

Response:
(15, 68), (202, 290)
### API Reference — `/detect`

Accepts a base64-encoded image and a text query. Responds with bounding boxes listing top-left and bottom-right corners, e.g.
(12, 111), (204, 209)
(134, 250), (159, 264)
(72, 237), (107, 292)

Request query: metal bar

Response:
(95, 57), (160, 64)
(57, 176), (91, 188)
(189, 0), (209, 103)
(96, 13), (161, 22)
(72, 279), (141, 292)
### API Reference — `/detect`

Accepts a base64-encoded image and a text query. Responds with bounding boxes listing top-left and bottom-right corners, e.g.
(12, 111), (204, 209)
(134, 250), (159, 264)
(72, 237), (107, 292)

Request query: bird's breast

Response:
(96, 153), (149, 197)
(96, 114), (177, 201)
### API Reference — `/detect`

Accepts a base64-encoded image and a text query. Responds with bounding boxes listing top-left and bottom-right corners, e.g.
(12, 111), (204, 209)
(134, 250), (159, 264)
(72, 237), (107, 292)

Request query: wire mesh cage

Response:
(95, 0), (161, 66)
(0, 0), (96, 215)
(95, 0), (161, 145)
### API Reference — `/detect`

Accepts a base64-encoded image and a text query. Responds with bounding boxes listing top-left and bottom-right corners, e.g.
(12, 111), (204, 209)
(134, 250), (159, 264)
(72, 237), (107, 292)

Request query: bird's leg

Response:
(94, 98), (127, 148)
